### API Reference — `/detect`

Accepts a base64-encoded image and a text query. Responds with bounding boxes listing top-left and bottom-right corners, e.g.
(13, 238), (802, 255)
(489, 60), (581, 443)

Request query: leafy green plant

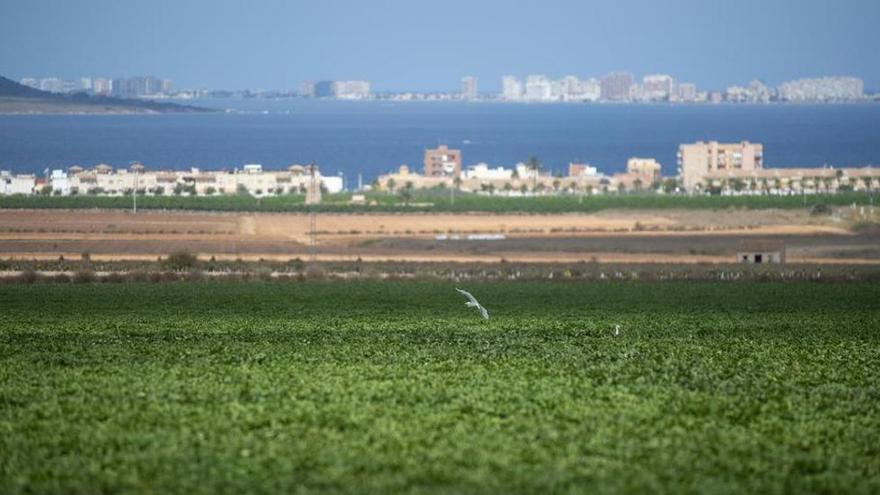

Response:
(162, 250), (199, 271)
(0, 282), (878, 493)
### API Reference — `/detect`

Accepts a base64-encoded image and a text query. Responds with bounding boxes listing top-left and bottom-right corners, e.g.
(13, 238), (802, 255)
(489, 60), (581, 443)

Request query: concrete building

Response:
(39, 77), (64, 93)
(602, 158), (663, 193)
(379, 165), (446, 191)
(558, 76), (580, 101)
(778, 77), (863, 102)
(460, 76), (478, 100)
(569, 163), (599, 177)
(19, 78), (39, 90)
(678, 141), (764, 192)
(49, 170), (71, 195)
(699, 166), (878, 195)
(309, 80), (371, 100)
(377, 163), (604, 196)
(92, 78), (112, 96)
(56, 164), (342, 197)
(737, 240), (785, 264)
(300, 81), (315, 97)
(0, 171), (36, 195)
(579, 78), (602, 102)
(462, 163), (514, 180)
(423, 145), (462, 177)
(557, 76), (601, 102)
(501, 76), (523, 101)
(600, 72), (634, 102)
(525, 75), (553, 101)
(333, 80), (371, 100)
(746, 80), (773, 103)
(314, 81), (336, 98)
(626, 158), (662, 181)
(678, 83), (697, 102)
(61, 79), (80, 93)
(640, 74), (676, 102)
(111, 78), (129, 97)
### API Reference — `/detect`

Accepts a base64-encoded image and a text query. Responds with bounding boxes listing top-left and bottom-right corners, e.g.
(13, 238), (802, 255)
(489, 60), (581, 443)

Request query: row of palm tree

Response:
(705, 175), (877, 194)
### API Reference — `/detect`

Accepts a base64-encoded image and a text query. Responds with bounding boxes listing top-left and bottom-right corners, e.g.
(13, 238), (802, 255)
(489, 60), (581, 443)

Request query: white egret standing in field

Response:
(455, 288), (489, 320)
(614, 324), (621, 336)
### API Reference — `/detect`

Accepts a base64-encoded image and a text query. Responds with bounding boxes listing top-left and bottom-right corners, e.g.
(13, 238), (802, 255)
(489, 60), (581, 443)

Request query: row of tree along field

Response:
(0, 190), (875, 213)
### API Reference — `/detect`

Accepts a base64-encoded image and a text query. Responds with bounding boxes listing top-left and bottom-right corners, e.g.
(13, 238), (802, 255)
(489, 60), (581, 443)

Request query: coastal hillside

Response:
(0, 76), (210, 114)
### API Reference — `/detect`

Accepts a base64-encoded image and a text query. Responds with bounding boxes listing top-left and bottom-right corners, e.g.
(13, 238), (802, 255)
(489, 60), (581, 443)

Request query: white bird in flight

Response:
(455, 288), (489, 320)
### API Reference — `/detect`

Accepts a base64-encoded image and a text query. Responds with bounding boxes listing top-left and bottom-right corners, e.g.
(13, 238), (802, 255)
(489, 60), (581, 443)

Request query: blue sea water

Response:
(1, 99), (879, 182)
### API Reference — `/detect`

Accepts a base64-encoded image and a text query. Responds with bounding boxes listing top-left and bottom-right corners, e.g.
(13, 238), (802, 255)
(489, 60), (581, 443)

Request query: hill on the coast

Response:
(0, 76), (211, 114)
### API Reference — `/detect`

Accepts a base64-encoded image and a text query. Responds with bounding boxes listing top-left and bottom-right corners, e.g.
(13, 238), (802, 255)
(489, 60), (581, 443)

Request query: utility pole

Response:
(308, 163), (318, 263)
(133, 166), (138, 214)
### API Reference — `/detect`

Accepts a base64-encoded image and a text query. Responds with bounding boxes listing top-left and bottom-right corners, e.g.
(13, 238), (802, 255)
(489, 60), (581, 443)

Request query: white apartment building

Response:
(502, 75), (601, 102)
(19, 78), (39, 90)
(462, 163), (515, 180)
(579, 78), (602, 102)
(39, 78), (63, 93)
(502, 76), (523, 101)
(50, 164), (343, 197)
(49, 170), (72, 195)
(92, 78), (112, 95)
(460, 76), (478, 99)
(777, 77), (863, 102)
(525, 75), (553, 101)
(678, 83), (697, 102)
(0, 171), (36, 195)
(333, 80), (371, 100)
(626, 158), (662, 179)
(559, 76), (580, 99)
(640, 74), (677, 101)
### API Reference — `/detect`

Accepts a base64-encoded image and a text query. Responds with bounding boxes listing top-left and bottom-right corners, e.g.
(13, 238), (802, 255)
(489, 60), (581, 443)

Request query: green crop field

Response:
(1, 281), (879, 494)
(0, 190), (875, 213)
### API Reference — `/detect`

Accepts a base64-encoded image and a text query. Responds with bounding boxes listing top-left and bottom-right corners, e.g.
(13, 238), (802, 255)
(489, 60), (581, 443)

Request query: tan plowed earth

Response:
(0, 208), (873, 264)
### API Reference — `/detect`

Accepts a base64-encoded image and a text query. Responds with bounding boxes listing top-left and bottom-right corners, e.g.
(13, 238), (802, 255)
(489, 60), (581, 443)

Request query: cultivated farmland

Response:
(1, 281), (879, 493)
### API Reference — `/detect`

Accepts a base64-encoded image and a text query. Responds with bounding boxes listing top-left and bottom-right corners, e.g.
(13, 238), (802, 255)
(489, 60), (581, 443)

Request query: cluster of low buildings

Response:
(374, 143), (879, 196)
(0, 164), (343, 198)
(377, 145), (665, 195)
(2, 142), (878, 199)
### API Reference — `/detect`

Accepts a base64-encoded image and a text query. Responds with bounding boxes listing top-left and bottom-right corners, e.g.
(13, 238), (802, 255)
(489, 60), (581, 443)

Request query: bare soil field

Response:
(0, 208), (875, 264)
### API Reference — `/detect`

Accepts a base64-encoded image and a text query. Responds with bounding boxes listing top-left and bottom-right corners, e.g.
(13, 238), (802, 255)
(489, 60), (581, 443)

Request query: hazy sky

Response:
(1, 0), (878, 91)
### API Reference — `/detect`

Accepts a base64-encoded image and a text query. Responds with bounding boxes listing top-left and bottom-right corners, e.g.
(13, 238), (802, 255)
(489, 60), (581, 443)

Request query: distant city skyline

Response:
(1, 0), (879, 92)
(17, 72), (869, 104)
(9, 69), (878, 97)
